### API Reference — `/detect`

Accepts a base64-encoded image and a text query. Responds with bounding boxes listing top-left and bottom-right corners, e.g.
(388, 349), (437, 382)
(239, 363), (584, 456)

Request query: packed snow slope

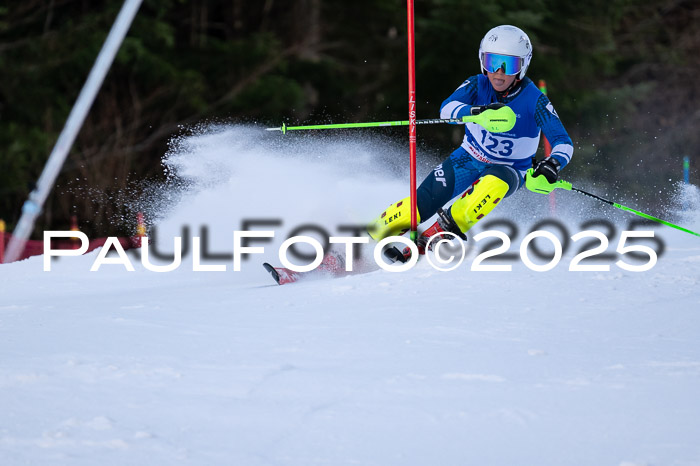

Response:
(2, 126), (700, 466)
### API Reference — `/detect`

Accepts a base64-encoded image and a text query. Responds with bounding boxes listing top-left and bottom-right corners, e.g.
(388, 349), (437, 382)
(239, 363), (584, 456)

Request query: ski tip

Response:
(262, 262), (281, 285)
(383, 245), (408, 263)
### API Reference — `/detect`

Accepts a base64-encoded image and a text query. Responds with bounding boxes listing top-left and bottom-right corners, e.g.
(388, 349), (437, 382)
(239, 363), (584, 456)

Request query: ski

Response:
(262, 251), (350, 286)
(383, 245), (410, 263)
(261, 239), (447, 285)
(262, 262), (303, 285)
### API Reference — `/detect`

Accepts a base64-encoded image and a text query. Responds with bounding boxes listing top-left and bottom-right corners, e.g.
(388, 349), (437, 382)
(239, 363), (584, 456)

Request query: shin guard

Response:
(448, 175), (509, 233)
(367, 196), (421, 241)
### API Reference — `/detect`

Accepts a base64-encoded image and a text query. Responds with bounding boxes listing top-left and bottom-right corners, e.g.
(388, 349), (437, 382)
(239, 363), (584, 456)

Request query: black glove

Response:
(533, 157), (561, 184)
(470, 102), (505, 115)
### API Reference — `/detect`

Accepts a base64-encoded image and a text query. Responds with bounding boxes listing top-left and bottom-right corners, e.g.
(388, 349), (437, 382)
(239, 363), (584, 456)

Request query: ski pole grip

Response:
(525, 168), (572, 194)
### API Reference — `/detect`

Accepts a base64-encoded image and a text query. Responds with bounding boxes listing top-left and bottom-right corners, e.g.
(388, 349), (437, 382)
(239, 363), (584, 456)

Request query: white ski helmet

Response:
(479, 25), (532, 80)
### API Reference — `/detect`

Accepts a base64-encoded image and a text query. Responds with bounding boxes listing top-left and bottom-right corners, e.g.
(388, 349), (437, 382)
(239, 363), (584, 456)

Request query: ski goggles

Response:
(482, 52), (522, 75)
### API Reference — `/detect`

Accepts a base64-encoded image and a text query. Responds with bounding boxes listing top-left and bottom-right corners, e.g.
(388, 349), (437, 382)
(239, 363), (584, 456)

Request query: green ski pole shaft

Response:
(267, 105), (517, 134)
(269, 118), (460, 134)
(572, 187), (700, 238)
(525, 168), (700, 237)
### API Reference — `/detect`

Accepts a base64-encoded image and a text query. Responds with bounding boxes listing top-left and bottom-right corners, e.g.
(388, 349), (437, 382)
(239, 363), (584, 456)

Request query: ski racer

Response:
(368, 25), (573, 255)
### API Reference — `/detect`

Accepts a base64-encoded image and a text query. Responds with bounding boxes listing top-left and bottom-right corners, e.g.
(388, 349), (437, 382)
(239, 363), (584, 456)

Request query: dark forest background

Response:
(1, 0), (699, 237)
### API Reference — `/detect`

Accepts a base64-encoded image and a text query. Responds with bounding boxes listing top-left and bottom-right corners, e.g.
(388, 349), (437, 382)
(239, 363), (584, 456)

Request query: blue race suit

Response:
(416, 74), (573, 220)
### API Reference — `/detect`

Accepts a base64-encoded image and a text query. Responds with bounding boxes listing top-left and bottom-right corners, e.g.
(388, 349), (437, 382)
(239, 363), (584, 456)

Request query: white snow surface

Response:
(2, 126), (700, 465)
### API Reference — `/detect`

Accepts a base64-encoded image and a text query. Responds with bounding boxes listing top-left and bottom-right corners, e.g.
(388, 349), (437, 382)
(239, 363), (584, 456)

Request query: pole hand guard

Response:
(462, 105), (516, 133)
(525, 168), (572, 194)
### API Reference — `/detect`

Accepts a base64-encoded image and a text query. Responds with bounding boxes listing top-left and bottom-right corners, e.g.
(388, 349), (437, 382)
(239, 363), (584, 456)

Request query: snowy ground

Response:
(2, 126), (700, 465)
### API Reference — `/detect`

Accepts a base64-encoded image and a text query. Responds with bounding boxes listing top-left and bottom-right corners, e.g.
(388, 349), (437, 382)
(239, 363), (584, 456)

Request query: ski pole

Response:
(525, 168), (700, 238)
(267, 105), (517, 134)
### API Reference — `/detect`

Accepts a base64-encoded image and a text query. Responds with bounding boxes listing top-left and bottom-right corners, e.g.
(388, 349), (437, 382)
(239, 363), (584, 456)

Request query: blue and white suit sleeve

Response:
(534, 93), (574, 169)
(440, 78), (478, 120)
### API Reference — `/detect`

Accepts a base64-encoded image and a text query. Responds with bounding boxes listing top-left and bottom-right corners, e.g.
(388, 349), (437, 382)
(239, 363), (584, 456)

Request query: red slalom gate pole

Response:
(538, 79), (556, 215)
(407, 0), (417, 242)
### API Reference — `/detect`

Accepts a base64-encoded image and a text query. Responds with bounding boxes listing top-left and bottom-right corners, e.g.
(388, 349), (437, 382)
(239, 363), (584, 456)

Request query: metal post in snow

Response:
(5, 0), (143, 263)
(407, 0), (418, 242)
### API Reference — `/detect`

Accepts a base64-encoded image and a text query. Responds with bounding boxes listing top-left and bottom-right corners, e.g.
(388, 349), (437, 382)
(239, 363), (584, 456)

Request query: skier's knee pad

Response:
(481, 164), (521, 197)
(448, 174), (509, 233)
(367, 196), (421, 241)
